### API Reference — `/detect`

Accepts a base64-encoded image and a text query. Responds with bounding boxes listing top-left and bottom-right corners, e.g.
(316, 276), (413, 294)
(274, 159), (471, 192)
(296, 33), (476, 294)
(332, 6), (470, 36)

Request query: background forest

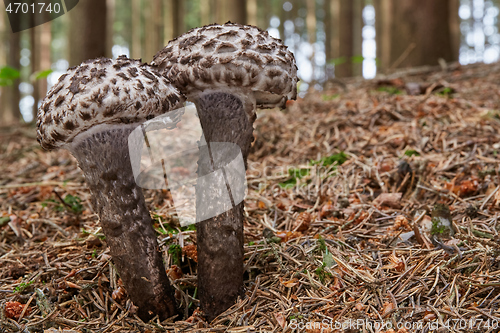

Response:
(1, 0), (499, 124)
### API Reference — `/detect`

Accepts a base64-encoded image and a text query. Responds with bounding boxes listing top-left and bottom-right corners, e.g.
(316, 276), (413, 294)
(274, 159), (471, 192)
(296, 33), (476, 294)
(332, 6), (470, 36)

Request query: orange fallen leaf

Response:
(276, 231), (302, 242)
(319, 201), (335, 219)
(279, 277), (299, 288)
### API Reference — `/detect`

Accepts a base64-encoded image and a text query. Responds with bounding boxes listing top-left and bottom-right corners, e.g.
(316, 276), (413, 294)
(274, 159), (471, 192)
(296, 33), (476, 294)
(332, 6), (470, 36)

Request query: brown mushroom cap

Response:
(37, 56), (184, 150)
(151, 22), (298, 109)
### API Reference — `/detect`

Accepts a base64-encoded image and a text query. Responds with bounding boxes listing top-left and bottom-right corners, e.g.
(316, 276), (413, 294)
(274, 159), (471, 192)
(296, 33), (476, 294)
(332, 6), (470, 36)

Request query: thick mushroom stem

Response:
(194, 92), (254, 320)
(69, 125), (178, 321)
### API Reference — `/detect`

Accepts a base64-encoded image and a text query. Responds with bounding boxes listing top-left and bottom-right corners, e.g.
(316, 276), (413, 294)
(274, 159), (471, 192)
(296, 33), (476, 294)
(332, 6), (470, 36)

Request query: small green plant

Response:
(436, 87), (453, 97)
(321, 94), (340, 101)
(14, 280), (34, 293)
(315, 263), (332, 283)
(317, 236), (327, 253)
(278, 168), (310, 189)
(328, 55), (367, 66)
(0, 66), (20, 86)
(403, 149), (420, 157)
(46, 194), (84, 214)
(310, 152), (349, 167)
(63, 194), (84, 214)
(168, 244), (182, 265)
(377, 86), (403, 95)
(431, 204), (453, 236)
(431, 219), (446, 235)
(32, 69), (53, 80)
(328, 56), (347, 66)
(0, 216), (11, 227)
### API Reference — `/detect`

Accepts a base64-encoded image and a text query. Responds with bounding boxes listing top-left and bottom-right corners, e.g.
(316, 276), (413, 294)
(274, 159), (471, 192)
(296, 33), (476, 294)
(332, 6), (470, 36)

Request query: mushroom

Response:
(151, 22), (298, 320)
(36, 56), (184, 321)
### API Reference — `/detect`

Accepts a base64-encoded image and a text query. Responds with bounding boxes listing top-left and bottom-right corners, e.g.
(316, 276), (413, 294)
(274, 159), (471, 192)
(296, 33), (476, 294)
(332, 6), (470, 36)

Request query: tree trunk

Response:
(449, 0), (460, 60)
(215, 0), (245, 24)
(332, 0), (363, 78)
(246, 0), (257, 26)
(30, 12), (51, 122)
(375, 0), (455, 72)
(68, 0), (107, 66)
(132, 0), (142, 59)
(144, 0), (162, 62)
(200, 0), (211, 26)
(324, 0), (334, 79)
(173, 0), (184, 37)
(163, 0), (184, 43)
(306, 0), (316, 82)
(2, 11), (21, 124)
(106, 0), (115, 58)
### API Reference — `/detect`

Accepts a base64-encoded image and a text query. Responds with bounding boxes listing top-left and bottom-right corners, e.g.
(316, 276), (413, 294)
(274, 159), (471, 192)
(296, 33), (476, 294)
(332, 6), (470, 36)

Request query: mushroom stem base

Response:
(70, 126), (178, 321)
(194, 92), (254, 321)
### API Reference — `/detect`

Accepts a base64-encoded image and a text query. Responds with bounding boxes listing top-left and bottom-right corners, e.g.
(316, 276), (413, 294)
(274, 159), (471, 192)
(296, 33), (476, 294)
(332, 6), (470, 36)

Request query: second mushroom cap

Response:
(151, 22), (298, 110)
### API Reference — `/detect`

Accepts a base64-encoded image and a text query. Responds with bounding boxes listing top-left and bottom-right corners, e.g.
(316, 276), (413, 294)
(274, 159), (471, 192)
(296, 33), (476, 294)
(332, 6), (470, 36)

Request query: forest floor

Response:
(2, 61), (500, 332)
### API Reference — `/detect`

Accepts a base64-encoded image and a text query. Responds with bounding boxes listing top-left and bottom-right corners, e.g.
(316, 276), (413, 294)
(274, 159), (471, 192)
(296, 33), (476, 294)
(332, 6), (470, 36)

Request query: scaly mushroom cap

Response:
(37, 56), (184, 150)
(151, 22), (298, 109)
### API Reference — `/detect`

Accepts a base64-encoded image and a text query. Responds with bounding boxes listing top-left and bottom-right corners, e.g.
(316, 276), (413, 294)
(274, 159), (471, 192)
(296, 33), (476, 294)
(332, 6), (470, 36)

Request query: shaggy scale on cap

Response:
(151, 22), (298, 109)
(37, 55), (184, 150)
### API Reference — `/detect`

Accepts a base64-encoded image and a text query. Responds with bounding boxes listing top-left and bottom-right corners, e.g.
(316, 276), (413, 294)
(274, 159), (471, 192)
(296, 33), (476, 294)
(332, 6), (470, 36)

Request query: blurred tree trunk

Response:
(246, 0), (257, 26)
(106, 0), (115, 58)
(306, 0), (316, 82)
(262, 0), (271, 29)
(449, 0), (460, 59)
(173, 0), (184, 36)
(324, 0), (334, 78)
(215, 0), (246, 24)
(31, 16), (51, 121)
(332, 0), (363, 77)
(200, 0), (211, 26)
(0, 10), (6, 123)
(132, 0), (142, 59)
(68, 0), (107, 66)
(0, 11), (5, 66)
(2, 12), (21, 124)
(164, 0), (184, 43)
(144, 0), (162, 62)
(278, 5), (285, 40)
(375, 0), (455, 72)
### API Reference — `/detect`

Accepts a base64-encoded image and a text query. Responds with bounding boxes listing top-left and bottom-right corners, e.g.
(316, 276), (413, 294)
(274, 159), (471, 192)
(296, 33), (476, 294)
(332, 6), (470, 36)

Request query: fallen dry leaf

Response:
(373, 193), (402, 209)
(274, 312), (286, 328)
(167, 265), (183, 280)
(279, 277), (299, 288)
